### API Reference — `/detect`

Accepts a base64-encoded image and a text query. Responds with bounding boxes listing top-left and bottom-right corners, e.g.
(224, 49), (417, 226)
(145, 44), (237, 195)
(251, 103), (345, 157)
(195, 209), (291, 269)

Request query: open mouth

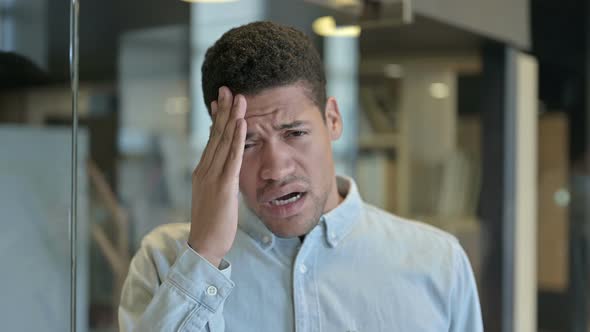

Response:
(269, 192), (306, 206)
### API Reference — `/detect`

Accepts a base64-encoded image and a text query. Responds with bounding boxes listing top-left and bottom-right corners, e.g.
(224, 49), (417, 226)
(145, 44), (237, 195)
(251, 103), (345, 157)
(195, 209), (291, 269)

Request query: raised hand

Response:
(188, 86), (247, 268)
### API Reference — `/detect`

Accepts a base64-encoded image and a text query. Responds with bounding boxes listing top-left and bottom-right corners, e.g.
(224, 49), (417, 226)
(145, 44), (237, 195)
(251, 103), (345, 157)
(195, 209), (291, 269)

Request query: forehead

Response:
(244, 84), (318, 123)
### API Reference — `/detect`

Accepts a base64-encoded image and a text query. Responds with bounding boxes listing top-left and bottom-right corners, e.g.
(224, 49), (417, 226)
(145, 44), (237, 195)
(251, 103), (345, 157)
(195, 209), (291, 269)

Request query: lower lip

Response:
(263, 193), (307, 218)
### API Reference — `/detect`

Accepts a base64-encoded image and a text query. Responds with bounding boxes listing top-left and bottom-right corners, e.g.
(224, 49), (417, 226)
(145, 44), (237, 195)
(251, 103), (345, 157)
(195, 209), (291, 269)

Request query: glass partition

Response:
(0, 0), (86, 331)
(1, 1), (562, 331)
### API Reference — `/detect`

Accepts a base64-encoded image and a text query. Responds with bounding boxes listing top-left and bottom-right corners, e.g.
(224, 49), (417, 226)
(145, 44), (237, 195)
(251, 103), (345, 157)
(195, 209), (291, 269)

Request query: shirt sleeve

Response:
(449, 242), (484, 332)
(118, 242), (234, 332)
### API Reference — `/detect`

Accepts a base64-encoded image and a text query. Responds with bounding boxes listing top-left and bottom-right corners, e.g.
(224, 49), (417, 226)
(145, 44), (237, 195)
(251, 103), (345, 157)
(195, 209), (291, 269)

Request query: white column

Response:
(505, 49), (538, 332)
(324, 36), (359, 177)
(0, 0), (48, 69)
(189, 0), (265, 162)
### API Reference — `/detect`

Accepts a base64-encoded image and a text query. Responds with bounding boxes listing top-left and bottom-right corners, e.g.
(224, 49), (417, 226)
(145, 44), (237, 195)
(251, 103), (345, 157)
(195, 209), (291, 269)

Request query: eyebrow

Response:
(273, 120), (307, 131)
(246, 120), (308, 140)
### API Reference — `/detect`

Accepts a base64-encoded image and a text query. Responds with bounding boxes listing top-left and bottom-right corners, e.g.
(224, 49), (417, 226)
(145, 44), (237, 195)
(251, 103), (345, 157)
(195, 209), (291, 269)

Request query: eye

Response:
(286, 130), (307, 138)
(244, 143), (255, 150)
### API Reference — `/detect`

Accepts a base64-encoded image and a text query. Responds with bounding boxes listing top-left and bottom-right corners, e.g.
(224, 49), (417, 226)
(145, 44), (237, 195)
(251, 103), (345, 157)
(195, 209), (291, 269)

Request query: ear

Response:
(324, 97), (343, 141)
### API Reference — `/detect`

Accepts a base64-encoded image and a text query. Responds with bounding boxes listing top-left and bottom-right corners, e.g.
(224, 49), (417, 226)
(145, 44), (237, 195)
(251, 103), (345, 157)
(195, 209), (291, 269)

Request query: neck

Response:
(323, 176), (344, 214)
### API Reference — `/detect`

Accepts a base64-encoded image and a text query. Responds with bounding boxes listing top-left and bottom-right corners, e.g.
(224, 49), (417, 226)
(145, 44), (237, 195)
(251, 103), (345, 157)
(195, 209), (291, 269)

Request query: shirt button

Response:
(206, 285), (218, 296)
(262, 235), (271, 244)
(299, 264), (308, 274)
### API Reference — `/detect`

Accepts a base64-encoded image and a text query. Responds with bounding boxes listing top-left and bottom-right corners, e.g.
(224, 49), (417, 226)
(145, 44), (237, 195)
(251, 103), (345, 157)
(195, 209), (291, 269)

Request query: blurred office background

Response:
(0, 0), (588, 331)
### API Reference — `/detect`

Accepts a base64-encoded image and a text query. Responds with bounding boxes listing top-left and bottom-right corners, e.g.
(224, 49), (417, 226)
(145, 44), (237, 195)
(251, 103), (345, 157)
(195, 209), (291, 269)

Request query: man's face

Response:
(239, 83), (343, 238)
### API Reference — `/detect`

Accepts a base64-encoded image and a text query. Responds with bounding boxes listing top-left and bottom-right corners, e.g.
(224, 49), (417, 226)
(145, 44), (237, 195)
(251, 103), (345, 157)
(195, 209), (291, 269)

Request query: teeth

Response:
(271, 193), (302, 206)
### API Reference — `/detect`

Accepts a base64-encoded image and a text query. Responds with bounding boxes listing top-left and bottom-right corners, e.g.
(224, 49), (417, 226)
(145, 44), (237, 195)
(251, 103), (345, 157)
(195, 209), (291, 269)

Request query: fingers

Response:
(199, 87), (235, 172)
(223, 118), (247, 180)
(212, 94), (247, 173)
(216, 87), (234, 138)
(198, 86), (247, 178)
(198, 100), (218, 171)
(211, 100), (218, 118)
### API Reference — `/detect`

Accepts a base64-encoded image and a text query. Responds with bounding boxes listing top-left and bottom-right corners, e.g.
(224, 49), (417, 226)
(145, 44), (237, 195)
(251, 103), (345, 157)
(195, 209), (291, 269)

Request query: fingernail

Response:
(218, 87), (224, 99)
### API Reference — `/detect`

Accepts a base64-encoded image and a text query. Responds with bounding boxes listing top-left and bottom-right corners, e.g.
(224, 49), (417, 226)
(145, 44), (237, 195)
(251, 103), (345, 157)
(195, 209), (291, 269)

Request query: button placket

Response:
(292, 226), (323, 332)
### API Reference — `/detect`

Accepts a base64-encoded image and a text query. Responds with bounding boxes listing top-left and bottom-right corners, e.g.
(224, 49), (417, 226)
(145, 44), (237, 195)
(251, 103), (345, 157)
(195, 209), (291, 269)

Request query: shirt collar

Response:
(238, 175), (363, 250)
(238, 199), (276, 250)
(322, 176), (363, 248)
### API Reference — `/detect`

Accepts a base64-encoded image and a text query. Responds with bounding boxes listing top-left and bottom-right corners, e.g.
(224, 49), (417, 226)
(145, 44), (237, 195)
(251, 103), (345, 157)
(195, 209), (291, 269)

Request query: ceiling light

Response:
(554, 188), (570, 207)
(181, 0), (238, 3)
(312, 16), (361, 37)
(429, 83), (450, 99)
(333, 0), (361, 6)
(383, 64), (403, 78)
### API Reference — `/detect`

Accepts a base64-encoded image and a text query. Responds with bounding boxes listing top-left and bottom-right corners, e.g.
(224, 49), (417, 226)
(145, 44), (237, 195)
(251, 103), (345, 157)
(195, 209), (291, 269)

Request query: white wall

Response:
(0, 0), (48, 69)
(0, 126), (88, 332)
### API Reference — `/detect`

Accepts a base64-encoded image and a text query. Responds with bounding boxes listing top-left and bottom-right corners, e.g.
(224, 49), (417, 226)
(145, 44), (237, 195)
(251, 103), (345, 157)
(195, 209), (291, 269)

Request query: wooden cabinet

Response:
(537, 113), (569, 291)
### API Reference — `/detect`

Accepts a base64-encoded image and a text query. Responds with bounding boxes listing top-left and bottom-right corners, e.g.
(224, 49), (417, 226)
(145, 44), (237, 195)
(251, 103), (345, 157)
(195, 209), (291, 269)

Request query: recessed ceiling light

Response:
(181, 0), (238, 3)
(312, 16), (361, 37)
(383, 64), (403, 78)
(429, 82), (450, 99)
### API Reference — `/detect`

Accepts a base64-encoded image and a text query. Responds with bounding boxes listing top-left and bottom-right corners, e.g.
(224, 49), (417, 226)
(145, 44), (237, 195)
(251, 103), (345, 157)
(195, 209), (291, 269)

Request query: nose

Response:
(258, 141), (295, 182)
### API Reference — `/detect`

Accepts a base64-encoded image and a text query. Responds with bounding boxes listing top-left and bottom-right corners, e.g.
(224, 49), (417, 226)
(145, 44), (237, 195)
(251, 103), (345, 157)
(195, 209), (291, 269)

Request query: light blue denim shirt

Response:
(119, 176), (483, 332)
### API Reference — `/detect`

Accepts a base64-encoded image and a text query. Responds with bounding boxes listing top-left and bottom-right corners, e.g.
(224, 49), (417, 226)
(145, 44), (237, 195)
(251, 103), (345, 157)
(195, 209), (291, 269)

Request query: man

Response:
(119, 21), (483, 331)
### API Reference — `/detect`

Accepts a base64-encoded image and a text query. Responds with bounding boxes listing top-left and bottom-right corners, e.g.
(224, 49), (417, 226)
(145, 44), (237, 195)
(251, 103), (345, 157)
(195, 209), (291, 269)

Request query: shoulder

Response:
(360, 203), (466, 273)
(132, 223), (191, 274)
(362, 203), (461, 249)
(140, 222), (191, 253)
(120, 223), (192, 294)
(359, 204), (475, 302)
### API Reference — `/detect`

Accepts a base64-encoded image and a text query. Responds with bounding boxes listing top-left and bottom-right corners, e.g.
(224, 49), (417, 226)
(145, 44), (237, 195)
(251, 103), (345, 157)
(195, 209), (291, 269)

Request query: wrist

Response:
(188, 241), (224, 268)
(200, 252), (223, 269)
